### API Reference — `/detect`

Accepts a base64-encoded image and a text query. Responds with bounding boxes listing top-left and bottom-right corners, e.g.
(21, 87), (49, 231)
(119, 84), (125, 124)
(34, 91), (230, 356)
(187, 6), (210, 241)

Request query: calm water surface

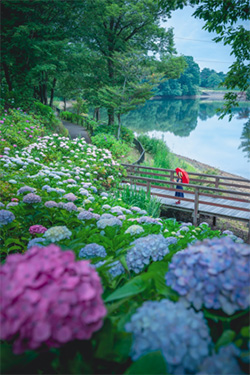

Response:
(122, 100), (250, 179)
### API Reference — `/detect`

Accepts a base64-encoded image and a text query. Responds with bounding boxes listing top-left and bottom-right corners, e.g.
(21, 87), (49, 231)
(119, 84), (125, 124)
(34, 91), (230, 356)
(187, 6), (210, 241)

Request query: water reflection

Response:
(121, 99), (250, 176)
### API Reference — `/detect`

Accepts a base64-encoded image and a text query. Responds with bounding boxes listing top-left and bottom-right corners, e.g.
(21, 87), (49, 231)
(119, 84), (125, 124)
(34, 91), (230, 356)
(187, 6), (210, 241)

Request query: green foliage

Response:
(60, 111), (87, 126)
(193, 0), (250, 118)
(158, 56), (200, 97)
(93, 123), (134, 144)
(91, 133), (130, 158)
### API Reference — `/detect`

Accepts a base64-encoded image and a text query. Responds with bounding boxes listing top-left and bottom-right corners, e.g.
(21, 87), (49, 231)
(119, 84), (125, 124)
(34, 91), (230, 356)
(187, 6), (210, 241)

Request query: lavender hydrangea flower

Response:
(44, 201), (58, 208)
(17, 186), (36, 195)
(102, 204), (111, 210)
(0, 202), (5, 207)
(0, 210), (15, 226)
(126, 300), (211, 374)
(198, 344), (243, 374)
(77, 210), (100, 221)
(126, 235), (177, 273)
(79, 243), (107, 259)
(63, 202), (77, 212)
(137, 216), (162, 226)
(0, 245), (106, 354)
(6, 202), (18, 208)
(63, 193), (77, 202)
(165, 237), (250, 315)
(43, 226), (72, 243)
(97, 217), (122, 229)
(23, 193), (42, 204)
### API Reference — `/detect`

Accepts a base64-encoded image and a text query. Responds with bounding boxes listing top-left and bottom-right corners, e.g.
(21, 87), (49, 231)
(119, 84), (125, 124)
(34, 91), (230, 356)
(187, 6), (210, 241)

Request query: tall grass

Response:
(115, 184), (161, 218)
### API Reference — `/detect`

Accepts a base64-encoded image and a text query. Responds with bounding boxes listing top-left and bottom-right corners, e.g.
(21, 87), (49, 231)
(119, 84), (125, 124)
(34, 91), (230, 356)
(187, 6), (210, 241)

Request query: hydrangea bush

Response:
(0, 109), (249, 375)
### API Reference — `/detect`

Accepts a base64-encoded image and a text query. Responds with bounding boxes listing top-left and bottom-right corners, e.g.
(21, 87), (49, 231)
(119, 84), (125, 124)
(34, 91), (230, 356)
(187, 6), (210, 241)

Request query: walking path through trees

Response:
(62, 120), (91, 143)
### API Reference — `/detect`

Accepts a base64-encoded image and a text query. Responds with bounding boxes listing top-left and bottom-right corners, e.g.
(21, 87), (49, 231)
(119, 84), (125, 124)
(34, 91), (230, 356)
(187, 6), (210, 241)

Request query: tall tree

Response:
(1, 0), (76, 106)
(192, 0), (250, 118)
(76, 0), (190, 124)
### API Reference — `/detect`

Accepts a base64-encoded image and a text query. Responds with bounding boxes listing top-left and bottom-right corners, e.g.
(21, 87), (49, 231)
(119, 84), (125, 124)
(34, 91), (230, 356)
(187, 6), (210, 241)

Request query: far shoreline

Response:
(152, 89), (248, 102)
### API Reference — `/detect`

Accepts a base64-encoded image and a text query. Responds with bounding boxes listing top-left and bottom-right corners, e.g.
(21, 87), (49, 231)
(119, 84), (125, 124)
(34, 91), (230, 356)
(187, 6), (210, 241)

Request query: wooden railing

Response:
(121, 164), (250, 242)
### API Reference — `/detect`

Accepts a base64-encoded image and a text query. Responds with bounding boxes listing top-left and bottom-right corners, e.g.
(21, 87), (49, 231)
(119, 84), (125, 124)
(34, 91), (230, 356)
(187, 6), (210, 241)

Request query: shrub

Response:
(93, 123), (134, 145)
(91, 133), (130, 158)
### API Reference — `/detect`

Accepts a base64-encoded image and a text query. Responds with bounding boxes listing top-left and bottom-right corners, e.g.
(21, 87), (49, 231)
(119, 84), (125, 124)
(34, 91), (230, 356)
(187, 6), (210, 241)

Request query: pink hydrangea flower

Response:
(0, 245), (106, 354)
(11, 198), (19, 202)
(29, 225), (48, 234)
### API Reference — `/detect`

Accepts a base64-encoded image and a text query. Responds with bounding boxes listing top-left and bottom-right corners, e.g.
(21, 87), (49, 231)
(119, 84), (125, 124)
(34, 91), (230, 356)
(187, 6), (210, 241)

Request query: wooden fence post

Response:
(193, 188), (199, 226)
(170, 171), (174, 182)
(147, 180), (151, 195)
(248, 219), (250, 245)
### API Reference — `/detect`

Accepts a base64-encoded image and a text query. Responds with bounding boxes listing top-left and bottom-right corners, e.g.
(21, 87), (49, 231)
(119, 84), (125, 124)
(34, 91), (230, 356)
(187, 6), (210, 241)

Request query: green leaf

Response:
(125, 351), (168, 374)
(105, 276), (148, 302)
(215, 330), (236, 351)
(240, 326), (250, 338)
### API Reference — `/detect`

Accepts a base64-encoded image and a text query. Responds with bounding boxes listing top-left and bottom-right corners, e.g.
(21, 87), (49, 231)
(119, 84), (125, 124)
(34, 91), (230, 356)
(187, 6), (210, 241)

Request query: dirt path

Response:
(62, 120), (91, 143)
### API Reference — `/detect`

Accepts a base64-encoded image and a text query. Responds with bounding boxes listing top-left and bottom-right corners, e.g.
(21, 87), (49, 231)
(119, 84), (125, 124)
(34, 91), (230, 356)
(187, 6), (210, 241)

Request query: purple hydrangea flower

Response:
(29, 225), (48, 235)
(23, 193), (41, 204)
(0, 209), (15, 226)
(0, 245), (106, 354)
(17, 186), (36, 195)
(126, 300), (211, 374)
(79, 243), (107, 259)
(44, 201), (58, 208)
(126, 235), (177, 274)
(198, 344), (243, 374)
(165, 237), (250, 315)
(6, 202), (18, 208)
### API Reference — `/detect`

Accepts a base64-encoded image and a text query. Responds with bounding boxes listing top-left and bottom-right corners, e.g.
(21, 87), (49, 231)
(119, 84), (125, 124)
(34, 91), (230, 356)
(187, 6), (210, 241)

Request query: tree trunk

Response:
(49, 78), (57, 107)
(43, 72), (48, 105)
(108, 56), (115, 125)
(93, 107), (97, 120)
(96, 107), (100, 121)
(63, 98), (66, 111)
(117, 113), (121, 140)
(2, 62), (12, 91)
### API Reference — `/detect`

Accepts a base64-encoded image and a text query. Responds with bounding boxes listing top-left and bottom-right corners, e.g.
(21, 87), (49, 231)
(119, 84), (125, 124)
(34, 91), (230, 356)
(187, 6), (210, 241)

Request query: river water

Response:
(122, 99), (250, 179)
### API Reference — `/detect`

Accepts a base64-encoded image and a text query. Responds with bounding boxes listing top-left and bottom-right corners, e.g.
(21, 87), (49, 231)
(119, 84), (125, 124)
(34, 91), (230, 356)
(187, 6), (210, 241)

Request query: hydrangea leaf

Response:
(215, 330), (236, 351)
(105, 276), (148, 302)
(125, 351), (168, 375)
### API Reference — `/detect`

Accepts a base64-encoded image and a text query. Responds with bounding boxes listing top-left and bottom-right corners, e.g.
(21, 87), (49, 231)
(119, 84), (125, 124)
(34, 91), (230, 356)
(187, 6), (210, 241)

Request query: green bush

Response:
(91, 133), (130, 158)
(93, 123), (134, 145)
(60, 111), (87, 126)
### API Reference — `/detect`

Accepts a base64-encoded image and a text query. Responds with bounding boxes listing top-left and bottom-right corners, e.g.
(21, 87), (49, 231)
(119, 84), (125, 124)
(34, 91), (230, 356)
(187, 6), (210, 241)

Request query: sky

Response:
(161, 6), (236, 74)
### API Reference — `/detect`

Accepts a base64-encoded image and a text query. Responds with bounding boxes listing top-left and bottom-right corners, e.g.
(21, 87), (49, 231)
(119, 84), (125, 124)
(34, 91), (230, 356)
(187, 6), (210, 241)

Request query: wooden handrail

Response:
(122, 163), (250, 183)
(125, 175), (250, 197)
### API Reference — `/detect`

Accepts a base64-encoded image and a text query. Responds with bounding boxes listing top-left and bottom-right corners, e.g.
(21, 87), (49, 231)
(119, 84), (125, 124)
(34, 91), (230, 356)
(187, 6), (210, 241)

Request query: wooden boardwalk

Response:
(121, 164), (250, 242)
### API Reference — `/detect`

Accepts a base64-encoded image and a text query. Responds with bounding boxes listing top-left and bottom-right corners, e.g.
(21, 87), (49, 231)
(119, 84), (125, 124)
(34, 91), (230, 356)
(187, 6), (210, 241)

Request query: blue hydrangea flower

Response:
(165, 237), (250, 315)
(101, 192), (109, 197)
(23, 193), (42, 204)
(97, 217), (122, 229)
(77, 210), (100, 221)
(79, 188), (89, 196)
(0, 202), (5, 207)
(198, 344), (243, 374)
(126, 235), (177, 273)
(63, 202), (77, 212)
(44, 201), (58, 208)
(108, 260), (125, 278)
(17, 186), (36, 195)
(43, 226), (72, 243)
(102, 204), (111, 210)
(79, 243), (107, 259)
(0, 209), (15, 226)
(6, 202), (18, 208)
(27, 237), (46, 249)
(126, 299), (211, 374)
